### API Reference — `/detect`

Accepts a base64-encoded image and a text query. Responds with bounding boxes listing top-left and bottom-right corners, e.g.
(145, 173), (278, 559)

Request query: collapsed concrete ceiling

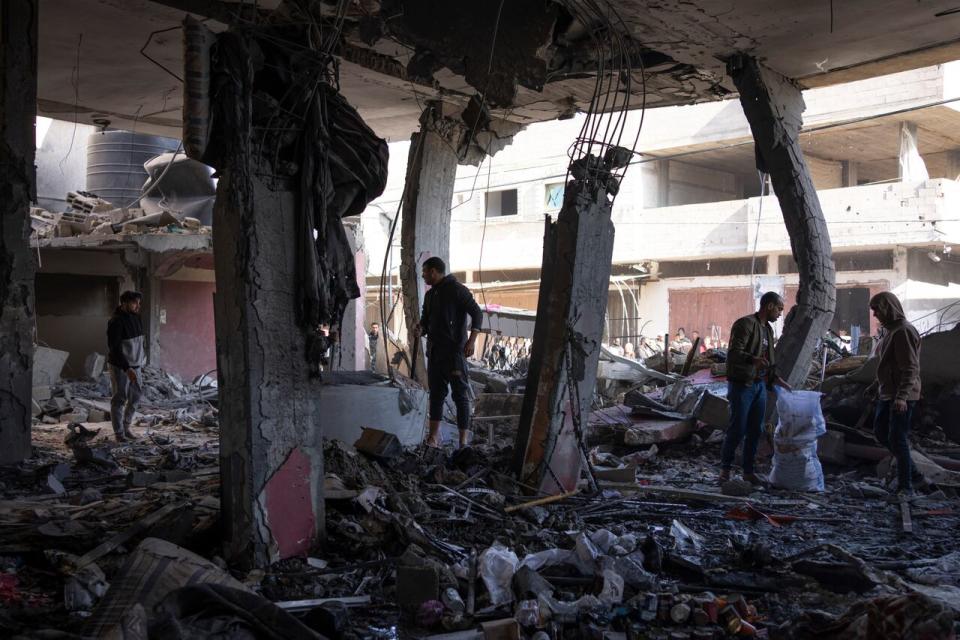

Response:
(38, 0), (960, 141)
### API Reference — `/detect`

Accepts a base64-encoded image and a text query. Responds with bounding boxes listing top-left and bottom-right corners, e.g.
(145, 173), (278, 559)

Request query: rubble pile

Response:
(2, 393), (959, 638)
(259, 423), (960, 639)
(0, 402), (220, 638)
(30, 189), (208, 241)
(4, 327), (960, 638)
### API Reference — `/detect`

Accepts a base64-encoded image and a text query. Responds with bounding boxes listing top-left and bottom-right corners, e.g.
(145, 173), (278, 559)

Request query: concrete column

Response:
(209, 34), (322, 568)
(841, 160), (858, 187)
(0, 0), (38, 465)
(214, 173), (323, 568)
(513, 181), (615, 494)
(141, 255), (162, 368)
(899, 121), (929, 182)
(945, 150), (960, 181)
(399, 102), (460, 384)
(656, 160), (670, 207)
(767, 253), (779, 275)
(729, 55), (836, 389)
(333, 221), (367, 371)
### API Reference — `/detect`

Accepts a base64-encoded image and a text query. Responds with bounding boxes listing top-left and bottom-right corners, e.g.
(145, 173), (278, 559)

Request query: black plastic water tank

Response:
(86, 131), (180, 206)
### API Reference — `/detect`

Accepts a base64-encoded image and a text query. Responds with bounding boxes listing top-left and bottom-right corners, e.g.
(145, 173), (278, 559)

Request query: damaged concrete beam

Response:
(729, 55), (836, 388)
(0, 0), (38, 465)
(513, 182), (615, 494)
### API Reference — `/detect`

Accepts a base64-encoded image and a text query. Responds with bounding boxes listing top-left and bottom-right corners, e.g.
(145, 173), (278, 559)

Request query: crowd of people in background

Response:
(607, 326), (730, 362)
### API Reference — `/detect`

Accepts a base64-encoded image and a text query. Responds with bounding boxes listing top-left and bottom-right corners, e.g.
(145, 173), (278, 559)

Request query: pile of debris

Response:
(31, 190), (207, 241)
(5, 328), (960, 638)
(31, 344), (218, 426)
(2, 403), (960, 638)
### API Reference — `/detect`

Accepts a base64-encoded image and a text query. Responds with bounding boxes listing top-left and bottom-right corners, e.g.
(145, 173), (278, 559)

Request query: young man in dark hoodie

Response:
(719, 292), (792, 485)
(107, 291), (145, 442)
(416, 257), (483, 449)
(866, 291), (922, 496)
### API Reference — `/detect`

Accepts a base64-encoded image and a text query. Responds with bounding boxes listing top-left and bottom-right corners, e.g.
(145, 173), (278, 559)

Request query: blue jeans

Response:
(721, 381), (767, 473)
(874, 399), (916, 491)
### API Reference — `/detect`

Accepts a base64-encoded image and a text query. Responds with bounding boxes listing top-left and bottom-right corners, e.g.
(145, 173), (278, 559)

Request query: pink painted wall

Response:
(158, 279), (217, 381)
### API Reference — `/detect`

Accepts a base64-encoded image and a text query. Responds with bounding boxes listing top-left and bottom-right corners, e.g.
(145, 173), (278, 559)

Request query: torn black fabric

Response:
(203, 28), (388, 362)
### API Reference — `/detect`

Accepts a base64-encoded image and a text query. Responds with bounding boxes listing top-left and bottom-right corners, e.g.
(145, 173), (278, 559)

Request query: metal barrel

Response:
(86, 131), (180, 206)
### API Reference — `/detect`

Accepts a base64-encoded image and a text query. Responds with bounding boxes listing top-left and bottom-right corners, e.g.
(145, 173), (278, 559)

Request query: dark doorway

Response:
(832, 287), (871, 334)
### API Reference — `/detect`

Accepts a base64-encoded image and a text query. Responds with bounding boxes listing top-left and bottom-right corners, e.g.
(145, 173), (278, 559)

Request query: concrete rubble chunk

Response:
(694, 391), (729, 428)
(354, 427), (402, 459)
(84, 352), (106, 380)
(623, 419), (693, 447)
(721, 478), (754, 497)
(32, 385), (52, 401)
(33, 345), (70, 386)
(818, 430), (847, 466)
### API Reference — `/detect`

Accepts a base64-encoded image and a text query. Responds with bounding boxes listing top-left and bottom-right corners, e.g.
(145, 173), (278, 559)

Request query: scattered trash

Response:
(480, 543), (519, 606)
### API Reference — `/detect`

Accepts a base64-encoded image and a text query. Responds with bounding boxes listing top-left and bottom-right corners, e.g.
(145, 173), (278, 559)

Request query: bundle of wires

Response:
(557, 0), (647, 198)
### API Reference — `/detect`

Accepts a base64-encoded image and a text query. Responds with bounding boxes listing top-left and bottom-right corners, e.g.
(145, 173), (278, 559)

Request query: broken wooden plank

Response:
(663, 333), (671, 374)
(901, 498), (913, 535)
(274, 595), (372, 612)
(504, 489), (580, 513)
(681, 337), (701, 376)
(598, 482), (746, 504)
(77, 501), (188, 568)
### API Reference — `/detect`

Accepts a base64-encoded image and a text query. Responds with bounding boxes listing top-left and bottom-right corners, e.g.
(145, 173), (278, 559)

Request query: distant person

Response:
(719, 292), (791, 484)
(368, 322), (381, 371)
(624, 342), (636, 359)
(610, 338), (625, 356)
(866, 292), (921, 496)
(107, 291), (145, 442)
(671, 328), (692, 354)
(416, 257), (483, 449)
(702, 336), (714, 351)
(637, 336), (656, 359)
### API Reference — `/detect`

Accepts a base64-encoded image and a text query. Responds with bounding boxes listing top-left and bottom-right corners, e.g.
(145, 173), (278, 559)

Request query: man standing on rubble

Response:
(107, 291), (146, 442)
(416, 257), (483, 449)
(866, 292), (921, 496)
(719, 292), (791, 484)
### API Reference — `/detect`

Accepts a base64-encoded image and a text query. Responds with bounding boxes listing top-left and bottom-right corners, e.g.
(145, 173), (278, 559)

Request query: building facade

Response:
(362, 63), (960, 347)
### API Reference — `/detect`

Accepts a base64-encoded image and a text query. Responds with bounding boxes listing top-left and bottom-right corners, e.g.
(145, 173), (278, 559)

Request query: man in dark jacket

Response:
(866, 291), (921, 496)
(720, 292), (791, 484)
(416, 257), (483, 448)
(107, 291), (145, 442)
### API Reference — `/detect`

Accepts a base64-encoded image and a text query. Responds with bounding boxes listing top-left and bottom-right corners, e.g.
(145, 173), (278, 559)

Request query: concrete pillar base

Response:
(513, 182), (615, 494)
